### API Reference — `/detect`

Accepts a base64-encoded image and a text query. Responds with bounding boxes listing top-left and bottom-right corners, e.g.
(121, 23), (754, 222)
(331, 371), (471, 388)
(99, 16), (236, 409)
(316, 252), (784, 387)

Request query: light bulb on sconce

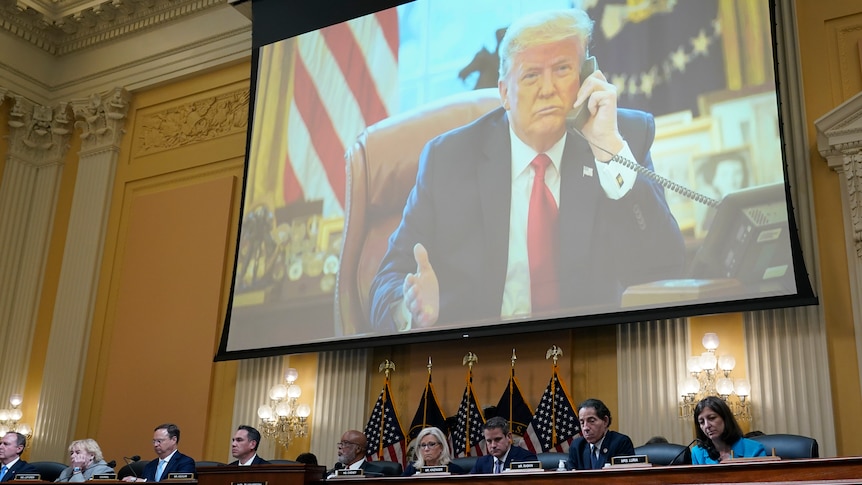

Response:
(679, 333), (752, 421)
(257, 367), (310, 450)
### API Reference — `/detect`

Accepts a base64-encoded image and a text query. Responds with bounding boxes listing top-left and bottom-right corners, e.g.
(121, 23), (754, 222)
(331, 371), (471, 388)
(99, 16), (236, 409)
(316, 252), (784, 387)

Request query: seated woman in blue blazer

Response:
(691, 396), (766, 464)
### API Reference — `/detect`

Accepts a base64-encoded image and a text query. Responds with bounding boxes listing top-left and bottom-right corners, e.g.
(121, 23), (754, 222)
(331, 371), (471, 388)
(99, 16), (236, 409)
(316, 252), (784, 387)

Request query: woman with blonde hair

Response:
(56, 439), (115, 482)
(402, 427), (462, 475)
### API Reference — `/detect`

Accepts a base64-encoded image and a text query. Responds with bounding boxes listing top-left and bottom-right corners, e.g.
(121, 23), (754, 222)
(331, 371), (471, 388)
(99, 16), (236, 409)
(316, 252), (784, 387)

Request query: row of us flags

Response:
(362, 350), (581, 467)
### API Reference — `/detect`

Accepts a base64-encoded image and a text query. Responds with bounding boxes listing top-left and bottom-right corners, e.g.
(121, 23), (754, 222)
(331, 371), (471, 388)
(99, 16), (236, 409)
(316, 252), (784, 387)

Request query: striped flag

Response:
(523, 367), (580, 453)
(364, 378), (407, 466)
(284, 7), (399, 217)
(408, 372), (448, 441)
(451, 369), (485, 458)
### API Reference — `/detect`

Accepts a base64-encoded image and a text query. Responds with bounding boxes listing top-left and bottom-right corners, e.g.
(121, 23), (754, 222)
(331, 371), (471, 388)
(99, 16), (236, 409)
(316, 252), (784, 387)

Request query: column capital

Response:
(6, 95), (74, 166)
(72, 88), (132, 154)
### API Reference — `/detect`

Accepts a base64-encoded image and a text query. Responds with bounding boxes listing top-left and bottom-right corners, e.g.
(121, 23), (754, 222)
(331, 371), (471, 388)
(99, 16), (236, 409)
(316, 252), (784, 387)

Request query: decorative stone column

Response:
(0, 94), (73, 409)
(815, 89), (862, 404)
(31, 88), (131, 460)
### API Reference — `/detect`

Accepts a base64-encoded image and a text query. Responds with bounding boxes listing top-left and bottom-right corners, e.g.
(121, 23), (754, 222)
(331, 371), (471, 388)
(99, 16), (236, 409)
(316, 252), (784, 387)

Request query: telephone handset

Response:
(566, 56), (597, 131)
(565, 56), (719, 208)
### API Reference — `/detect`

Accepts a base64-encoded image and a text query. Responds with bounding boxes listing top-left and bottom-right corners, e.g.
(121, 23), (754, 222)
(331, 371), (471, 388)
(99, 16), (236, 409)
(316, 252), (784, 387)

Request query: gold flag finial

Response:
(462, 351), (478, 370)
(511, 349), (517, 368)
(427, 356), (433, 374)
(379, 359), (396, 379)
(546, 345), (563, 365)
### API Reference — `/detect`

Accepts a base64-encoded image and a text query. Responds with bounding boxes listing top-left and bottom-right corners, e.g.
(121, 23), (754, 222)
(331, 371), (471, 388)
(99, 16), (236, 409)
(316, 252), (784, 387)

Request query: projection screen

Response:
(216, 0), (816, 360)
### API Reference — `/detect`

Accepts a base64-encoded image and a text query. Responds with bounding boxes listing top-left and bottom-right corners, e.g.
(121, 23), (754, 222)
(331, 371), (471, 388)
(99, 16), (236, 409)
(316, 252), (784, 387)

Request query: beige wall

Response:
(797, 0), (862, 457)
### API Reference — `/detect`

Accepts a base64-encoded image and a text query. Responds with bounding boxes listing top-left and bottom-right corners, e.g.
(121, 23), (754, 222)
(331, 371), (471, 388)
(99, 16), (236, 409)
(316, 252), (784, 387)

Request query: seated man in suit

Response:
(568, 398), (634, 470)
(229, 425), (270, 466)
(470, 417), (537, 474)
(0, 432), (36, 482)
(327, 430), (368, 477)
(124, 423), (195, 482)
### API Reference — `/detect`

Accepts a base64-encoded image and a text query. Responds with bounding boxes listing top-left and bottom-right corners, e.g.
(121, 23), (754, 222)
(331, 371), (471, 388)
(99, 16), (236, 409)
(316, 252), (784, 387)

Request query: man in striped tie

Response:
(370, 7), (684, 333)
(124, 424), (195, 482)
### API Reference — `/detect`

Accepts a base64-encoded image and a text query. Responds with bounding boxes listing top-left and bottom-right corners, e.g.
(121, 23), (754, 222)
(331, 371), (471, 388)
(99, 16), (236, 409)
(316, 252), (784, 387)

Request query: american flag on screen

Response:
(284, 8), (399, 216)
(451, 370), (486, 458)
(364, 378), (407, 466)
(523, 367), (580, 453)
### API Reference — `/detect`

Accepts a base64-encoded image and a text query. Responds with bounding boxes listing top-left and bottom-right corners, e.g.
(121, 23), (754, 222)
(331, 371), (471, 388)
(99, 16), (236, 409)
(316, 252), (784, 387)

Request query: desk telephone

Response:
(566, 57), (792, 284)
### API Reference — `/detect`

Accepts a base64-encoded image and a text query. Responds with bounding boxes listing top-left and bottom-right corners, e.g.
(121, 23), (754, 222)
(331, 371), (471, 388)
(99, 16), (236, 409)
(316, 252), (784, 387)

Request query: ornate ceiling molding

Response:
(0, 0), (225, 56)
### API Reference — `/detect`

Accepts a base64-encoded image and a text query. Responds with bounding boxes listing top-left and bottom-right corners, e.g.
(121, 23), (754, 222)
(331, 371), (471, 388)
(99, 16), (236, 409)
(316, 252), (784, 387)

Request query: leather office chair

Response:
(449, 455), (479, 474)
(195, 460), (225, 468)
(29, 461), (69, 482)
(336, 88), (502, 335)
(749, 433), (819, 459)
(634, 442), (692, 465)
(117, 460), (147, 480)
(365, 460), (402, 477)
(537, 451), (569, 470)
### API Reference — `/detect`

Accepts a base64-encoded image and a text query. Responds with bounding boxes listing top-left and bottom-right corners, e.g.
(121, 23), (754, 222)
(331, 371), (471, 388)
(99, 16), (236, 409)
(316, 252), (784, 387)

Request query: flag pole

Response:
(509, 349), (516, 427)
(378, 359), (396, 460)
(463, 351), (478, 455)
(423, 356), (432, 428)
(546, 345), (563, 447)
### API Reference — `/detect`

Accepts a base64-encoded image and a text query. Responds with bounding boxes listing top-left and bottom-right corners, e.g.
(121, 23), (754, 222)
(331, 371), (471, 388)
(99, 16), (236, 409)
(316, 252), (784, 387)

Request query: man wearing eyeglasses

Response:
(470, 417), (537, 474)
(328, 430), (369, 477)
(124, 424), (196, 482)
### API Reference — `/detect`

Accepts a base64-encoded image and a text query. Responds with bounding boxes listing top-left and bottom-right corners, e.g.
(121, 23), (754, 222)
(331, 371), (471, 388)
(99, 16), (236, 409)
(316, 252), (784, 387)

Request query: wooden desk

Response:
(197, 463), (324, 485)
(352, 457), (862, 485)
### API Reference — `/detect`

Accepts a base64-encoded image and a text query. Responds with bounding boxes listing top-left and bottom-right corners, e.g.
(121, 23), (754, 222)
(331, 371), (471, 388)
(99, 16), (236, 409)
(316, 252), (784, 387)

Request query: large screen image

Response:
(218, 0), (814, 358)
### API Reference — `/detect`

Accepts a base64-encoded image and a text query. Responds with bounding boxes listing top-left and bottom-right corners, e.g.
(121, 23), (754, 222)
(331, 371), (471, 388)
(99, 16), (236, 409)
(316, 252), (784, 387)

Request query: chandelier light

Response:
(679, 333), (752, 421)
(0, 394), (32, 439)
(257, 368), (310, 450)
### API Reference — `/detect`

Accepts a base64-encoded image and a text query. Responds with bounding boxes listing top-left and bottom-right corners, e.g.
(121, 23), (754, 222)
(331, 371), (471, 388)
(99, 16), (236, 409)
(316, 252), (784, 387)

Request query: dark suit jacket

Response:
(142, 452), (196, 481)
(0, 459), (37, 482)
(227, 455), (270, 466)
(568, 431), (635, 470)
(369, 107), (684, 331)
(469, 446), (537, 474)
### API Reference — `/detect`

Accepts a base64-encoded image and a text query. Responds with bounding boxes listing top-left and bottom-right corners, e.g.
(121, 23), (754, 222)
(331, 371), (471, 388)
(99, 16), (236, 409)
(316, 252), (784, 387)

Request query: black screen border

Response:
(215, 0), (817, 362)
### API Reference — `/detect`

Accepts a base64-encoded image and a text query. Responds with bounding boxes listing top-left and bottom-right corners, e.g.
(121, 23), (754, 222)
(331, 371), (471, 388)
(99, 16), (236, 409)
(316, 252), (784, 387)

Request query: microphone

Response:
(123, 456), (142, 480)
(669, 439), (699, 465)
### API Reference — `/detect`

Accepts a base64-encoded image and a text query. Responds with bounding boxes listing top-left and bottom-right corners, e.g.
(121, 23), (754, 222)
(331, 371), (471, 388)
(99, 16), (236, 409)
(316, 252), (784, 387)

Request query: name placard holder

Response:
(93, 474), (118, 480)
(232, 481), (268, 485)
(11, 474), (40, 481)
(609, 455), (651, 468)
(507, 461), (543, 472)
(166, 472), (195, 480)
(418, 465), (449, 474)
(332, 469), (364, 479)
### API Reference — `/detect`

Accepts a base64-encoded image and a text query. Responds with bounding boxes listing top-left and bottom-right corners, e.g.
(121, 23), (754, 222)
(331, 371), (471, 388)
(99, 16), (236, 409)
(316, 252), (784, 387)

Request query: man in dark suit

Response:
(470, 417), (537, 474)
(124, 423), (195, 482)
(369, 7), (684, 333)
(568, 398), (634, 470)
(228, 425), (270, 466)
(0, 432), (36, 482)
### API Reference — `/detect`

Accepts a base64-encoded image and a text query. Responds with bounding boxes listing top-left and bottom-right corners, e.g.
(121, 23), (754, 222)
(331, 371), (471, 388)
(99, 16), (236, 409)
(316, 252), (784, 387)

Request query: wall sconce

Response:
(257, 368), (311, 450)
(679, 333), (752, 421)
(0, 394), (33, 439)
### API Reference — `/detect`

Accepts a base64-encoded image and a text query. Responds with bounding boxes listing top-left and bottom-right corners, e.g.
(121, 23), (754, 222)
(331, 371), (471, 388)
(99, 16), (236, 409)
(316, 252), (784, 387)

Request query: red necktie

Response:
(528, 153), (559, 312)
